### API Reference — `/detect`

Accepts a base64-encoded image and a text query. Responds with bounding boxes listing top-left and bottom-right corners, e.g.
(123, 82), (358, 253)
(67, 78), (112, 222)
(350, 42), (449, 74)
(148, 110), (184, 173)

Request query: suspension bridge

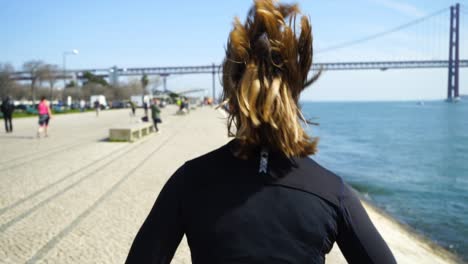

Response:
(11, 3), (468, 101)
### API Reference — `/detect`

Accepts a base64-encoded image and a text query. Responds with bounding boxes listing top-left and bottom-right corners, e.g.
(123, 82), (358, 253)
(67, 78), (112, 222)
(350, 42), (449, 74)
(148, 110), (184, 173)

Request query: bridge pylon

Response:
(212, 63), (216, 101)
(447, 3), (460, 101)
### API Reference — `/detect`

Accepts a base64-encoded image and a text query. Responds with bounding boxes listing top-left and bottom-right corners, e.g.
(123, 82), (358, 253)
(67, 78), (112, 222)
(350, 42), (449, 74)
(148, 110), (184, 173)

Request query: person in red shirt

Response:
(37, 96), (53, 138)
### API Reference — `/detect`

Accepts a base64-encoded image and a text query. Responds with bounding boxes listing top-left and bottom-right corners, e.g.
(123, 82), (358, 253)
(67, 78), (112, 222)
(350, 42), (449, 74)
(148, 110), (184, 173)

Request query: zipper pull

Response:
(259, 148), (269, 174)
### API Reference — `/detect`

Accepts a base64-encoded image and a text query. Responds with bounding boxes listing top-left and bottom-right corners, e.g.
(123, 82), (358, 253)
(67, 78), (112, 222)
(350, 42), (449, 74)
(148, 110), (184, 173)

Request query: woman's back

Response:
(126, 140), (395, 263)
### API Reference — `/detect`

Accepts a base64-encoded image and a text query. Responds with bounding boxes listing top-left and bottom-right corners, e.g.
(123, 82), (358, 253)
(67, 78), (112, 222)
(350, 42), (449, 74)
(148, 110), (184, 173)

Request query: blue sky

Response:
(1, 0), (468, 100)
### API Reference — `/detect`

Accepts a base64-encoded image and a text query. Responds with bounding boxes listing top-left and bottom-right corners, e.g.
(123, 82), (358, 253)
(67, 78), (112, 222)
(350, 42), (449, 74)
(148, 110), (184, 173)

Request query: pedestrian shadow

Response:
(0, 135), (35, 140)
(173, 112), (189, 116)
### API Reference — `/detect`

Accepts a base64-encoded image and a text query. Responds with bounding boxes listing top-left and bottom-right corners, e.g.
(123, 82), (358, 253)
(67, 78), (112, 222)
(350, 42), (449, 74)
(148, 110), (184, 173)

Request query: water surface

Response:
(302, 101), (468, 260)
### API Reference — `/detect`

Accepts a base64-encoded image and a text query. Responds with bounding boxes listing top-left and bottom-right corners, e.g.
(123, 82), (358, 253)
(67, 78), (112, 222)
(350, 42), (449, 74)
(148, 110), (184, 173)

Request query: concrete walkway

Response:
(0, 106), (460, 263)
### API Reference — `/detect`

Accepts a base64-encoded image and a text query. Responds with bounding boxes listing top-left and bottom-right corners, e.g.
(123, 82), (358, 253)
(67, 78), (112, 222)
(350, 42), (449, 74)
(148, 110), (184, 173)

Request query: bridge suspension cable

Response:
(316, 7), (449, 55)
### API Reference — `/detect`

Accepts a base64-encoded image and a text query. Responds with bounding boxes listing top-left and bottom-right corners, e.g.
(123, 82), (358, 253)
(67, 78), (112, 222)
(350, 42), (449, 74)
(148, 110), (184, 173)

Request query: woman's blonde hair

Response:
(222, 0), (320, 158)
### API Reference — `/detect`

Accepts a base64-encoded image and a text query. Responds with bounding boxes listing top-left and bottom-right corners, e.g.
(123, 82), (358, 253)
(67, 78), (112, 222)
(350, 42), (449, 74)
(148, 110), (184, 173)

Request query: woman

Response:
(37, 96), (52, 138)
(126, 1), (396, 263)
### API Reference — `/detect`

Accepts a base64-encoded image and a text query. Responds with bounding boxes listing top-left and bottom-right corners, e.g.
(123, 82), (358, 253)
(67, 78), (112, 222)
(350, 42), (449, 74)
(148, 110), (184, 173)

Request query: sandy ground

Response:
(0, 105), (462, 263)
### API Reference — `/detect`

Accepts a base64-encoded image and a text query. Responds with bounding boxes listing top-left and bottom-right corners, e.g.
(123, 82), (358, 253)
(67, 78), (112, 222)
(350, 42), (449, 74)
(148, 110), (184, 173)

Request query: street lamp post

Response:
(63, 49), (79, 88)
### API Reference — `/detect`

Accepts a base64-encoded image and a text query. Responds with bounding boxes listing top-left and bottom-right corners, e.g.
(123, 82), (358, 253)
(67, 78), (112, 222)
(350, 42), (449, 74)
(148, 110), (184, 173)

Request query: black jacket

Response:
(1, 99), (14, 115)
(126, 140), (396, 264)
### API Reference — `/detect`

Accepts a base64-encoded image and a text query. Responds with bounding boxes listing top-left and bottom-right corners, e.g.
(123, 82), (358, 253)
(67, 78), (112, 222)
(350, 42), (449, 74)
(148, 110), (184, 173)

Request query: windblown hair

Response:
(221, 0), (320, 158)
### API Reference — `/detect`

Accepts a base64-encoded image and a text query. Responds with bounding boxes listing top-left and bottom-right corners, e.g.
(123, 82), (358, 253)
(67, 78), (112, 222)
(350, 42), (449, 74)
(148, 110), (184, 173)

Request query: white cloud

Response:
(369, 0), (426, 17)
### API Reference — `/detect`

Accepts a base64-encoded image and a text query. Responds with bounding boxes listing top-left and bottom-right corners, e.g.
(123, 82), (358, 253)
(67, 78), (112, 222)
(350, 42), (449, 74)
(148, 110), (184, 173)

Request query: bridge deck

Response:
(11, 60), (468, 81)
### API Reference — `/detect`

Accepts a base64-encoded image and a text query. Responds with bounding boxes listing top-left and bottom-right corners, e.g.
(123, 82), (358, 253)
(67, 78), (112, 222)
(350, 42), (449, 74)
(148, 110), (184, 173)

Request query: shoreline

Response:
(325, 184), (465, 263)
(359, 198), (465, 264)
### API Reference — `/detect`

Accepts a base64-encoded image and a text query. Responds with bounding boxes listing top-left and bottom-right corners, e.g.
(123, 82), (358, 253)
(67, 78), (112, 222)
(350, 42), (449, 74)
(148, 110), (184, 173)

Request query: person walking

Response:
(94, 100), (100, 117)
(37, 96), (52, 138)
(143, 101), (149, 118)
(1, 96), (14, 133)
(182, 97), (189, 113)
(125, 1), (396, 263)
(130, 101), (136, 116)
(150, 98), (161, 132)
(79, 99), (86, 112)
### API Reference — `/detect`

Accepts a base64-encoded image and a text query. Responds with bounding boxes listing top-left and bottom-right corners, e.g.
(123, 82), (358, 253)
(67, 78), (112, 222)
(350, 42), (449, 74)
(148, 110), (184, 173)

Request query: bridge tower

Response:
(109, 66), (119, 86)
(160, 74), (169, 92)
(212, 63), (216, 101)
(447, 3), (460, 101)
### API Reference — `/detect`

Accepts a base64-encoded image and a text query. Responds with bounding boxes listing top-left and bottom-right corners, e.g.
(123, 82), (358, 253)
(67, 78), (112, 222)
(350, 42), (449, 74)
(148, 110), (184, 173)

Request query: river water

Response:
(302, 101), (468, 260)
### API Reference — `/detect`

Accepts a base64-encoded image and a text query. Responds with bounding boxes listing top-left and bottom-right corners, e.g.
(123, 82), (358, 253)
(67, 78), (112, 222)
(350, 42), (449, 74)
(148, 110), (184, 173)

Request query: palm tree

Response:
(141, 74), (149, 94)
(141, 74), (149, 108)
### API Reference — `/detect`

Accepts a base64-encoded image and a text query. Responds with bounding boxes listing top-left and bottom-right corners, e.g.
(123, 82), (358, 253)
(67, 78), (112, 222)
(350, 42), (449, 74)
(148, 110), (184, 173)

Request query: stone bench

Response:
(109, 122), (154, 142)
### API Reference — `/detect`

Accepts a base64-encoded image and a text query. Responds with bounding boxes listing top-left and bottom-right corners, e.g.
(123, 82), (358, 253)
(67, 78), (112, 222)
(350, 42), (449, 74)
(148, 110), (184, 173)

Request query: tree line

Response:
(0, 61), (160, 104)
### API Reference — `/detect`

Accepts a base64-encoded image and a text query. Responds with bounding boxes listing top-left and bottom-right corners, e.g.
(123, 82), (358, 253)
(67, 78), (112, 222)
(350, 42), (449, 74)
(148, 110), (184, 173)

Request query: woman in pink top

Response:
(37, 96), (52, 138)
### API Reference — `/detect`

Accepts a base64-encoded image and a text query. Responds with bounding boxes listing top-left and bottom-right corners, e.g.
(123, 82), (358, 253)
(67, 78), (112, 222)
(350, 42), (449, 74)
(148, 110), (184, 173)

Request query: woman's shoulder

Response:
(268, 157), (346, 208)
(177, 140), (248, 185)
(183, 142), (233, 171)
